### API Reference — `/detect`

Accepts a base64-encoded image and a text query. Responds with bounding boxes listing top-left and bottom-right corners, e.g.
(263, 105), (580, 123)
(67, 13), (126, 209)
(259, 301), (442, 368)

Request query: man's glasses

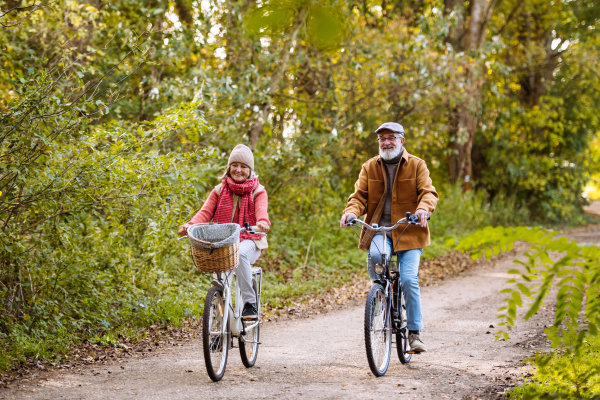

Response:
(377, 136), (403, 143)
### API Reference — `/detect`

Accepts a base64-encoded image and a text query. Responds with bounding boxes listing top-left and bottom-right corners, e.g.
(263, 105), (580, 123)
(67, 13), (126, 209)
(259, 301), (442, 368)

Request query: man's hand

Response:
(340, 212), (357, 228)
(256, 221), (270, 233)
(178, 223), (190, 237)
(415, 209), (429, 228)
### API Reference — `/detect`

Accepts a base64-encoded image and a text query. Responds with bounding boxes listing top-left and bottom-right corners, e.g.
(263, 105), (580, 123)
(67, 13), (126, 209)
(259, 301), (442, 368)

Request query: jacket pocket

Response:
(368, 179), (385, 197)
(367, 179), (385, 210)
(395, 179), (418, 203)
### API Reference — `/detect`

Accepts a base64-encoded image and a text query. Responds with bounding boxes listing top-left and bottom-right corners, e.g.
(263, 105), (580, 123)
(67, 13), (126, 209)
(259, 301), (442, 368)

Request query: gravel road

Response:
(3, 227), (599, 400)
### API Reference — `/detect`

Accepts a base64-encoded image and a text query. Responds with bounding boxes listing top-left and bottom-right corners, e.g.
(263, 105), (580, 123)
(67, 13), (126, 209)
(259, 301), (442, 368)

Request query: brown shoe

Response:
(409, 333), (427, 352)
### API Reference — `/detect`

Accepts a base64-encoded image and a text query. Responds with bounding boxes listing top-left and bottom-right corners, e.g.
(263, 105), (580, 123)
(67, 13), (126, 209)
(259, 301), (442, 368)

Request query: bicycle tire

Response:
(396, 291), (412, 364)
(364, 283), (392, 377)
(202, 285), (230, 382)
(239, 278), (260, 367)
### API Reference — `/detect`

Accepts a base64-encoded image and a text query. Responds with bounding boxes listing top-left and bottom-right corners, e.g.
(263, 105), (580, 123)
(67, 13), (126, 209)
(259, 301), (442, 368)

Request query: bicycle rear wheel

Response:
(239, 278), (260, 367)
(364, 283), (392, 377)
(396, 291), (412, 364)
(203, 285), (229, 382)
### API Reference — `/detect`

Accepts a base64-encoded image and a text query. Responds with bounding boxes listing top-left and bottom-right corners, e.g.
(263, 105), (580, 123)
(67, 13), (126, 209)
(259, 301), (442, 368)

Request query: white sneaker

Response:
(408, 333), (427, 353)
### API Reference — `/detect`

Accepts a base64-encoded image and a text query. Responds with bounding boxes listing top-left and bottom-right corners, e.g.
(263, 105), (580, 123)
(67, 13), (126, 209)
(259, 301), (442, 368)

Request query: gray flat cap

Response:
(375, 122), (405, 136)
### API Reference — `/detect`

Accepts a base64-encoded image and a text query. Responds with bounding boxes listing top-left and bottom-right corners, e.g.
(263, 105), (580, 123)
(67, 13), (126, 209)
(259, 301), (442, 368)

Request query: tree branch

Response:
(0, 1), (55, 28)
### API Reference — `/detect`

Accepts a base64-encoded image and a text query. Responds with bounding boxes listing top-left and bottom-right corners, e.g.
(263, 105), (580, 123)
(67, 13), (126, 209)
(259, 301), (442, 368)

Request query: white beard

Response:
(379, 145), (403, 161)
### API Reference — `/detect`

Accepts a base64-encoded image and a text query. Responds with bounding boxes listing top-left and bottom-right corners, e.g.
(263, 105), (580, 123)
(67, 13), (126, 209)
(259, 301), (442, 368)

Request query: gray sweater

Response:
(378, 149), (403, 238)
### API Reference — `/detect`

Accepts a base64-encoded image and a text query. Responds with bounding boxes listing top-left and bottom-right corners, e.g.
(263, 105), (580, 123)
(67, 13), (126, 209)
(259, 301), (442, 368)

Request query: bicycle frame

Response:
(213, 267), (263, 339)
(346, 213), (428, 373)
(348, 214), (426, 333)
(179, 223), (266, 341)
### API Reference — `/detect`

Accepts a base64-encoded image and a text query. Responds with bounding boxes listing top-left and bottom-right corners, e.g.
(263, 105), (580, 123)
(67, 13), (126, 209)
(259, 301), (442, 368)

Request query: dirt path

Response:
(3, 228), (599, 400)
(584, 200), (600, 219)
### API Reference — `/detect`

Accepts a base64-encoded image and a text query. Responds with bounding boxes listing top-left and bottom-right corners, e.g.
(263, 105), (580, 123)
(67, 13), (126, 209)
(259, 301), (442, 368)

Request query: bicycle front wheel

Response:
(203, 285), (229, 382)
(364, 283), (392, 377)
(239, 278), (260, 368)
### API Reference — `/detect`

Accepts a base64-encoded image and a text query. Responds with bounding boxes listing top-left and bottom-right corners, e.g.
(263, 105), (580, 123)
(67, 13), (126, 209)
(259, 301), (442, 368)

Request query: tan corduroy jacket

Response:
(343, 150), (439, 252)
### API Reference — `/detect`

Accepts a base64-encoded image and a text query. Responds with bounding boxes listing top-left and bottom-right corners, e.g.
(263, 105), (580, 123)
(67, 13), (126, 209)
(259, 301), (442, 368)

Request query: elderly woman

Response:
(178, 144), (270, 320)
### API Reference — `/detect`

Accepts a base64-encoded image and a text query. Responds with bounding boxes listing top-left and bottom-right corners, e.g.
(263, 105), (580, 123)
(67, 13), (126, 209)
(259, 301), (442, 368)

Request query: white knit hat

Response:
(228, 144), (254, 170)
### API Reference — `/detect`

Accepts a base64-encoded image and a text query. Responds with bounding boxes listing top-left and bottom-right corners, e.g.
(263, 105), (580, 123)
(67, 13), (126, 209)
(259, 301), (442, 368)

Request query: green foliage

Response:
(0, 37), (213, 369)
(509, 335), (600, 399)
(420, 184), (531, 259)
(477, 0), (600, 223)
(457, 226), (600, 399)
(244, 0), (347, 50)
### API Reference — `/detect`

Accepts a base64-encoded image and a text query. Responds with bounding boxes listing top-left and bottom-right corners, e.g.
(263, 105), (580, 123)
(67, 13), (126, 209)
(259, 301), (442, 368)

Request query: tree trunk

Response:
(248, 8), (308, 149)
(174, 0), (193, 27)
(444, 0), (496, 188)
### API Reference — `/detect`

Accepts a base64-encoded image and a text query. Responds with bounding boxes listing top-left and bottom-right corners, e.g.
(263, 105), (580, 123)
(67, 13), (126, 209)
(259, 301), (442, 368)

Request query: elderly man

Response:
(340, 122), (439, 352)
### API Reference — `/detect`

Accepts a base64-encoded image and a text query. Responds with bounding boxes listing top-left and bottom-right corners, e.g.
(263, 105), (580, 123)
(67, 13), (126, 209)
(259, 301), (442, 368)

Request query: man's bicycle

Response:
(345, 212), (429, 377)
(179, 223), (266, 382)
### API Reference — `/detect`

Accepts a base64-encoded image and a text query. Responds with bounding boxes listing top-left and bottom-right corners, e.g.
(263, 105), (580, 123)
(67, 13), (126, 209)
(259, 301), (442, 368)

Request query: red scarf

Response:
(213, 176), (263, 241)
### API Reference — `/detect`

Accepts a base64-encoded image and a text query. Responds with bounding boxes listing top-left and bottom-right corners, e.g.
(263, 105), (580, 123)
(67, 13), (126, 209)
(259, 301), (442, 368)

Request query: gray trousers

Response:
(232, 239), (261, 306)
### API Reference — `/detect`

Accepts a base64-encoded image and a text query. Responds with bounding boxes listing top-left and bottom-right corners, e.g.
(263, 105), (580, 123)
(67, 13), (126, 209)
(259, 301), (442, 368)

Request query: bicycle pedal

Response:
(407, 351), (421, 354)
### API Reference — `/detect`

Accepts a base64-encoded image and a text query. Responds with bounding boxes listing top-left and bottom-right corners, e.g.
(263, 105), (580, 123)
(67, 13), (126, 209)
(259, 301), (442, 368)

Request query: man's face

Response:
(378, 129), (405, 158)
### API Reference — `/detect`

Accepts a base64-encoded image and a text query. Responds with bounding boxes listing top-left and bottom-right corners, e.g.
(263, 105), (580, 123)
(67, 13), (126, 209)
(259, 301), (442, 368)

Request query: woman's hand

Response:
(256, 221), (270, 233)
(178, 223), (190, 237)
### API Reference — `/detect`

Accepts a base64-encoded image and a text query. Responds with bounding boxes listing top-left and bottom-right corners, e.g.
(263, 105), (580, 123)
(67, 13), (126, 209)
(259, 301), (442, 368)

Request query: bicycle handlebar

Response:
(242, 222), (267, 237)
(345, 212), (430, 231)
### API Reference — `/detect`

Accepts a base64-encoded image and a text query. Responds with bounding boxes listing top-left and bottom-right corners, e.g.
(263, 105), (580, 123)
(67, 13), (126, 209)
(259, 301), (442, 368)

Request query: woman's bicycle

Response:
(179, 223), (266, 382)
(345, 212), (429, 377)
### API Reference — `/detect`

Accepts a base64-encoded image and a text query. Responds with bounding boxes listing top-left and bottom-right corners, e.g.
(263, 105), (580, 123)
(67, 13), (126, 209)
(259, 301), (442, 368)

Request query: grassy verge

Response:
(508, 334), (600, 399)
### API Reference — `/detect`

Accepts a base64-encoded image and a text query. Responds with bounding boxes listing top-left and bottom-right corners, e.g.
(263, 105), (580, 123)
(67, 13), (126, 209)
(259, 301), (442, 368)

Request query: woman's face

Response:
(230, 162), (251, 183)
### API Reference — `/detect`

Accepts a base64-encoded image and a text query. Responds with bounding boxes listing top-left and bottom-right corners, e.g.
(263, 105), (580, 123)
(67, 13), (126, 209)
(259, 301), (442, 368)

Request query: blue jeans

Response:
(368, 234), (423, 331)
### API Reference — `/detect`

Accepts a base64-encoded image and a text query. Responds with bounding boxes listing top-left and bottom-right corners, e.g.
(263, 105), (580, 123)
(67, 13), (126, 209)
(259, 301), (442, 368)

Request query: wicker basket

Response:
(187, 224), (241, 273)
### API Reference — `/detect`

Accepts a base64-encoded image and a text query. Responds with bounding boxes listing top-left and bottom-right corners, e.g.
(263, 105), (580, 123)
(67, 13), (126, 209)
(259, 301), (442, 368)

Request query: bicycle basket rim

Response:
(188, 223), (240, 249)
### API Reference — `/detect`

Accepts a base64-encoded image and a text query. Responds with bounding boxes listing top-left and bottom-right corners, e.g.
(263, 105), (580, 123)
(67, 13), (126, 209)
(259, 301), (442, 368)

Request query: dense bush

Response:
(0, 60), (211, 370)
(508, 334), (600, 399)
